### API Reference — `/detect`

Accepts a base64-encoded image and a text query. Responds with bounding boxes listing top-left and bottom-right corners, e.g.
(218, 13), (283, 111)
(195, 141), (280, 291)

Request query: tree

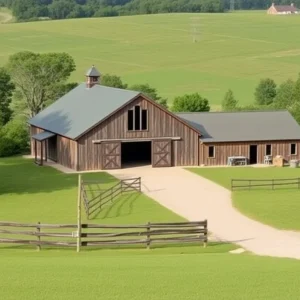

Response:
(0, 67), (15, 127)
(273, 79), (295, 109)
(101, 74), (128, 89)
(254, 78), (277, 106)
(221, 89), (238, 111)
(172, 93), (210, 112)
(129, 83), (168, 109)
(6, 51), (76, 118)
(292, 73), (300, 104)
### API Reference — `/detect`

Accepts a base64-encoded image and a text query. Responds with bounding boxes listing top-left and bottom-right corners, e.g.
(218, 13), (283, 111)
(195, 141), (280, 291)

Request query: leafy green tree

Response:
(0, 67), (15, 127)
(172, 93), (210, 112)
(6, 51), (76, 118)
(254, 78), (277, 106)
(0, 118), (29, 157)
(221, 89), (238, 111)
(292, 73), (300, 104)
(129, 83), (168, 109)
(273, 79), (295, 109)
(101, 74), (128, 89)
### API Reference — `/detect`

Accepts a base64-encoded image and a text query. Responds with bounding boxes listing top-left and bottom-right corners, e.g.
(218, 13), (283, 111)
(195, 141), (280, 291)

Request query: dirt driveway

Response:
(108, 166), (300, 259)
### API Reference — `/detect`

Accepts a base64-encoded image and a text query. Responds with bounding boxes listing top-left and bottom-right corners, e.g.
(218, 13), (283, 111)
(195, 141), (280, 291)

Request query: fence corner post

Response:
(147, 222), (151, 250)
(36, 221), (41, 251)
(203, 220), (208, 248)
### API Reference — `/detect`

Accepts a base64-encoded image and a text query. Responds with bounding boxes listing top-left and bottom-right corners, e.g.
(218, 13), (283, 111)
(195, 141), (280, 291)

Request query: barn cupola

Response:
(86, 65), (101, 88)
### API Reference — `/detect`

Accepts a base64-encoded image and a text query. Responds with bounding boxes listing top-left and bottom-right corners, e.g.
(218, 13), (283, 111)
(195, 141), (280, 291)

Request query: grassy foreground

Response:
(188, 167), (300, 230)
(1, 250), (300, 300)
(1, 12), (300, 106)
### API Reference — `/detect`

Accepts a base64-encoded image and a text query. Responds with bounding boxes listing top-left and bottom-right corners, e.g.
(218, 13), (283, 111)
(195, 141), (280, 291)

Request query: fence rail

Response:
(231, 177), (300, 190)
(0, 220), (208, 250)
(81, 177), (141, 219)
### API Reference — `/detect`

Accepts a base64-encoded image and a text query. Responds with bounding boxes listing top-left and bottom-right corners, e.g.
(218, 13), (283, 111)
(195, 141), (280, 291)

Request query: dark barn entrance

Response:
(249, 145), (258, 164)
(121, 141), (152, 167)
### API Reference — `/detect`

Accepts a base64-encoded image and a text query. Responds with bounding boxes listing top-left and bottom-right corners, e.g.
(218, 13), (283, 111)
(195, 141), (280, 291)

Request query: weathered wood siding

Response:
(199, 140), (300, 166)
(30, 125), (77, 170)
(77, 96), (199, 171)
(57, 136), (78, 170)
(30, 126), (45, 158)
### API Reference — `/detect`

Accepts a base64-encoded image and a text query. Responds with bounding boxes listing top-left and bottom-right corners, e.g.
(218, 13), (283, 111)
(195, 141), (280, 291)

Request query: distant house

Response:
(29, 66), (300, 170)
(267, 3), (299, 14)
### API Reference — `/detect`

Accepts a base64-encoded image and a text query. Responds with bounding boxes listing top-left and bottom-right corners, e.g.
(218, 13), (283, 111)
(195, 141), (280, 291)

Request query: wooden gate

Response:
(152, 140), (172, 167)
(102, 142), (121, 170)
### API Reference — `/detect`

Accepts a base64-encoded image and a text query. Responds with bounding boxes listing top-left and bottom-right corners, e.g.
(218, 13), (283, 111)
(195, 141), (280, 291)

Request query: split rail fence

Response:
(0, 221), (208, 251)
(231, 177), (300, 191)
(81, 177), (141, 219)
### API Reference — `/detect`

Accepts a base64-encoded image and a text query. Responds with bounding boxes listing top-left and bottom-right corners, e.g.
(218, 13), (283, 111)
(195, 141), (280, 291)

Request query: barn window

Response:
(265, 144), (272, 156)
(208, 146), (215, 158)
(141, 110), (148, 130)
(127, 106), (148, 131)
(291, 143), (297, 155)
(134, 106), (141, 130)
(128, 110), (134, 131)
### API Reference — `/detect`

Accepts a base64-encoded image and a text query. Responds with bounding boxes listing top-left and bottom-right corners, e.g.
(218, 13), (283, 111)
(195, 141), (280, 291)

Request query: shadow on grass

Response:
(0, 157), (116, 196)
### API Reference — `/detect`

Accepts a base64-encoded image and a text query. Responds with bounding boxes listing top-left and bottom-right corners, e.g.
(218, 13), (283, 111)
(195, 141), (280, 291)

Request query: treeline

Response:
(0, 0), (224, 21)
(222, 75), (300, 123)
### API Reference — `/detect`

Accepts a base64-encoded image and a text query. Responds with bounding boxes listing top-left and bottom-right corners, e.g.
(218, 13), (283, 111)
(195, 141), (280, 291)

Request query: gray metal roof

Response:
(176, 110), (300, 143)
(32, 131), (56, 141)
(29, 83), (140, 139)
(86, 66), (101, 77)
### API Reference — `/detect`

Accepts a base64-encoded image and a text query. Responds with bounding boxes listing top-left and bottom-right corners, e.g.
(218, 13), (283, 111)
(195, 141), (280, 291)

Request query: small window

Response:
(208, 146), (215, 158)
(134, 106), (141, 130)
(128, 110), (134, 131)
(265, 144), (272, 156)
(291, 143), (297, 155)
(141, 110), (148, 130)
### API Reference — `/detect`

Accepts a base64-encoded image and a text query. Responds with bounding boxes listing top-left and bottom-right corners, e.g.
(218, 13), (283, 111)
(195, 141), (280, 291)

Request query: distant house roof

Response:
(86, 66), (101, 77)
(273, 4), (299, 12)
(176, 110), (300, 143)
(29, 83), (140, 139)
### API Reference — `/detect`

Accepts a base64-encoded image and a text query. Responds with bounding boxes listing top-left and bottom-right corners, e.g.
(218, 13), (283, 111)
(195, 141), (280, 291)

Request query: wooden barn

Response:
(29, 66), (300, 170)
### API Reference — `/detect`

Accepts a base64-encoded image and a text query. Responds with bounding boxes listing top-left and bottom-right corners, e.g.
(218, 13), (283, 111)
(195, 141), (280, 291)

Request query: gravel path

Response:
(108, 166), (300, 259)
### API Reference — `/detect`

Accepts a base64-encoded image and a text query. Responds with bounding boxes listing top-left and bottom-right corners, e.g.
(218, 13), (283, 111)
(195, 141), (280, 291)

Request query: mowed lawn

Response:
(188, 167), (300, 230)
(1, 12), (300, 107)
(1, 251), (300, 300)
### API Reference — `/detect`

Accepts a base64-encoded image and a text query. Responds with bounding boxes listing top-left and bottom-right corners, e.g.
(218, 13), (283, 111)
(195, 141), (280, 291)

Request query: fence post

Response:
(77, 174), (82, 253)
(203, 220), (208, 248)
(147, 222), (151, 250)
(36, 222), (41, 251)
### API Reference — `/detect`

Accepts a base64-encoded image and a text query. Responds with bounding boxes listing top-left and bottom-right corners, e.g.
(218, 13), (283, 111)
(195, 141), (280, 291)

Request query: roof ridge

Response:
(176, 109), (288, 114)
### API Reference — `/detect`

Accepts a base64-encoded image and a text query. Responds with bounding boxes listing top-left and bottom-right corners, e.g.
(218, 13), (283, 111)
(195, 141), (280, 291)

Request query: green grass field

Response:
(2, 157), (300, 299)
(188, 167), (300, 230)
(1, 12), (300, 107)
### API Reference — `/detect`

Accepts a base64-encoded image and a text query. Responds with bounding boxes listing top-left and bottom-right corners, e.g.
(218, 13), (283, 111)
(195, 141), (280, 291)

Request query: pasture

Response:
(1, 12), (300, 107)
(188, 166), (300, 230)
(1, 157), (300, 299)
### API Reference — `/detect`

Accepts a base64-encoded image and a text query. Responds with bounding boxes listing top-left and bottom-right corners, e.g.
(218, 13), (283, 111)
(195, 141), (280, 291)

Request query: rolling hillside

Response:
(1, 12), (300, 107)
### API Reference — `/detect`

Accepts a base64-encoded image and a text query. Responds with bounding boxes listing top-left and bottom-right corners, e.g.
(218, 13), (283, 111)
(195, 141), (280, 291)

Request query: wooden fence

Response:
(81, 177), (141, 219)
(231, 177), (300, 191)
(0, 220), (208, 251)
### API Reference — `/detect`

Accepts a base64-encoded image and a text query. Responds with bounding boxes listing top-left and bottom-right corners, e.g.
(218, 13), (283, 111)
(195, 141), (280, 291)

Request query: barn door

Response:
(152, 140), (172, 167)
(102, 142), (121, 170)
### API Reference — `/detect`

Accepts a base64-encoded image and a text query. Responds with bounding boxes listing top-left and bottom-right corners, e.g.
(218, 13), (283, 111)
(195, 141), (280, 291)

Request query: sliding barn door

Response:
(102, 142), (121, 170)
(152, 140), (172, 167)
